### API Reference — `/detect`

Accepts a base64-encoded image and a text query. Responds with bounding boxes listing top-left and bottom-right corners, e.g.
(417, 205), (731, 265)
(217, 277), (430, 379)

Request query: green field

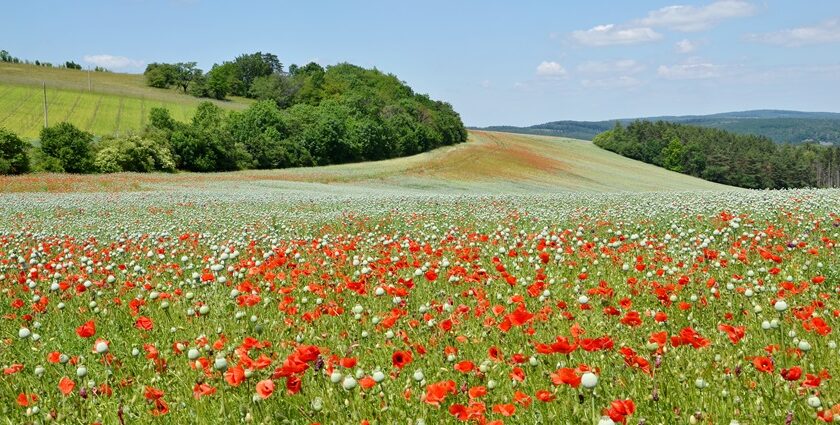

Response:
(0, 63), (249, 139)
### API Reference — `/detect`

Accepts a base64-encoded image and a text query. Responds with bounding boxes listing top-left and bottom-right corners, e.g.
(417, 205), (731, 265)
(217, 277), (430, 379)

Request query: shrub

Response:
(0, 127), (30, 175)
(39, 122), (95, 173)
(94, 135), (176, 173)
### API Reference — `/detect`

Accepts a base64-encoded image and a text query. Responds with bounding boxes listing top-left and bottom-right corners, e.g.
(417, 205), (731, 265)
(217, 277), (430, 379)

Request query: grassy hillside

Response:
(0, 63), (249, 139)
(0, 130), (729, 193)
(479, 110), (840, 144)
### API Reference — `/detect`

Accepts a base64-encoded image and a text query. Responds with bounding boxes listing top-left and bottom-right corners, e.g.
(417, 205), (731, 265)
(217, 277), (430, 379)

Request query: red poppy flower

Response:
(192, 383), (216, 399)
(135, 316), (154, 331)
(492, 403), (516, 417)
(550, 368), (581, 388)
(359, 376), (376, 389)
(535, 389), (555, 402)
(256, 379), (275, 399)
(423, 380), (456, 407)
(75, 320), (96, 338)
(468, 386), (487, 399)
(286, 376), (302, 394)
(392, 350), (413, 369)
(606, 398), (635, 423)
(58, 377), (75, 396)
(224, 365), (245, 386)
(513, 391), (532, 406)
(753, 356), (774, 373)
(144, 386), (165, 400)
(3, 364), (23, 375)
(781, 366), (802, 381)
(718, 324), (746, 344)
(454, 360), (475, 373)
(16, 393), (37, 407)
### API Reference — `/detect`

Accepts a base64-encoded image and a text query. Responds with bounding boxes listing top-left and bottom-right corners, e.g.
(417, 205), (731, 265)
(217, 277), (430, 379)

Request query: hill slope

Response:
(479, 110), (840, 144)
(0, 63), (249, 138)
(0, 131), (729, 193)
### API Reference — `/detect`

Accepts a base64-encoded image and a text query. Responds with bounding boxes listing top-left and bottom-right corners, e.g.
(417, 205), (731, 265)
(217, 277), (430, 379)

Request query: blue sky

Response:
(3, 0), (840, 126)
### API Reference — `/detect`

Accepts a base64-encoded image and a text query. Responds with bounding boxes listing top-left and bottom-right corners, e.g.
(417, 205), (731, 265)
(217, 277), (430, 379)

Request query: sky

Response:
(3, 0), (840, 126)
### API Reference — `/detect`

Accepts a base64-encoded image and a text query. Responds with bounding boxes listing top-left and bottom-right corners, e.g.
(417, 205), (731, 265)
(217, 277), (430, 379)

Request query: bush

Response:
(39, 122), (95, 173)
(0, 127), (30, 175)
(168, 102), (252, 172)
(94, 135), (176, 173)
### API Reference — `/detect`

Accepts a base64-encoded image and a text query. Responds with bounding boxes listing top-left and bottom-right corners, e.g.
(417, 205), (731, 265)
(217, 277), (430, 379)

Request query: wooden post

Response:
(43, 82), (48, 128)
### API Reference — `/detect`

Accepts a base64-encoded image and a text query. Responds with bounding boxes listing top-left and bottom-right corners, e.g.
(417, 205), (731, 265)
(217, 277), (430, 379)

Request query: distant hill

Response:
(477, 110), (840, 144)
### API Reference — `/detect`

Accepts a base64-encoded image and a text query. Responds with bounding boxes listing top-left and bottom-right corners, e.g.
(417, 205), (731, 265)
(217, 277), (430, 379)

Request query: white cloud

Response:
(83, 54), (145, 70)
(536, 61), (568, 77)
(572, 24), (662, 46)
(675, 39), (697, 53)
(569, 1), (754, 48)
(637, 0), (756, 32)
(746, 18), (840, 46)
(581, 76), (642, 89)
(657, 61), (724, 79)
(577, 59), (645, 74)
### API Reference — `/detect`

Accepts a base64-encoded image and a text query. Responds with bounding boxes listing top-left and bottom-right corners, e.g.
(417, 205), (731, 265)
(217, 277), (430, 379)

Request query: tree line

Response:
(593, 120), (840, 189)
(0, 81), (466, 174)
(0, 49), (98, 71)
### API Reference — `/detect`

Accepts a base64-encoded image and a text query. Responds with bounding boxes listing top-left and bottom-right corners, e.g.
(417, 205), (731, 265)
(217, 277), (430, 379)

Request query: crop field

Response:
(1, 161), (840, 424)
(0, 63), (248, 139)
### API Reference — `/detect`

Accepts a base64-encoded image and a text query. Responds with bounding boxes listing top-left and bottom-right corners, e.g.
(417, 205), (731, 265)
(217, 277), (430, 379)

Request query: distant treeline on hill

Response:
(478, 110), (840, 145)
(0, 49), (107, 71)
(593, 121), (840, 189)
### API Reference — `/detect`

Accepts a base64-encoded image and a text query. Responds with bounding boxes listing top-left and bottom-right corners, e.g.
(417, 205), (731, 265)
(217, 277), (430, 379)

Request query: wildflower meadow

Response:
(1, 189), (839, 424)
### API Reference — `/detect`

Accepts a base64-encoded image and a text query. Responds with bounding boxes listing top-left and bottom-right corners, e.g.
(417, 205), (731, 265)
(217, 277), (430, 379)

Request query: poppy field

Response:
(1, 188), (839, 424)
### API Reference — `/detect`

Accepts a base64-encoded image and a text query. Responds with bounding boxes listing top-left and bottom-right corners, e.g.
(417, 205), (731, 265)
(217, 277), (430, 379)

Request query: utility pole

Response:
(88, 67), (92, 92)
(43, 82), (48, 128)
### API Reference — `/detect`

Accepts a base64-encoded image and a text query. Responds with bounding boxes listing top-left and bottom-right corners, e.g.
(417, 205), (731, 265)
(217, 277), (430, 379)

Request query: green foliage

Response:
(64, 61), (82, 70)
(144, 62), (203, 93)
(227, 100), (287, 169)
(0, 127), (30, 175)
(139, 58), (468, 171)
(162, 102), (252, 172)
(144, 63), (179, 89)
(30, 149), (64, 173)
(38, 122), (95, 174)
(0, 50), (17, 62)
(593, 120), (840, 189)
(249, 74), (296, 108)
(94, 135), (176, 173)
(149, 107), (176, 132)
(229, 52), (281, 97)
(205, 63), (239, 100)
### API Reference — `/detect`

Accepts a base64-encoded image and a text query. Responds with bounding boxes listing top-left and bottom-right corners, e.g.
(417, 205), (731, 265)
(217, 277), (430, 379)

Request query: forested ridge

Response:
(593, 120), (840, 189)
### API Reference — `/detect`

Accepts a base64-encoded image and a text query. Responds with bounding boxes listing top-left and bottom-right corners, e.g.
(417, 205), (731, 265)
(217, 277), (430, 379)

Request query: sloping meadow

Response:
(1, 189), (839, 423)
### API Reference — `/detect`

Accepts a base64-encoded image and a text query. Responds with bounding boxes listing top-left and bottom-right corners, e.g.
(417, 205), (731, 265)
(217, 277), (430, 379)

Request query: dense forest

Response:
(593, 120), (840, 189)
(0, 51), (467, 175)
(0, 91), (466, 175)
(479, 110), (840, 145)
(142, 56), (468, 171)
